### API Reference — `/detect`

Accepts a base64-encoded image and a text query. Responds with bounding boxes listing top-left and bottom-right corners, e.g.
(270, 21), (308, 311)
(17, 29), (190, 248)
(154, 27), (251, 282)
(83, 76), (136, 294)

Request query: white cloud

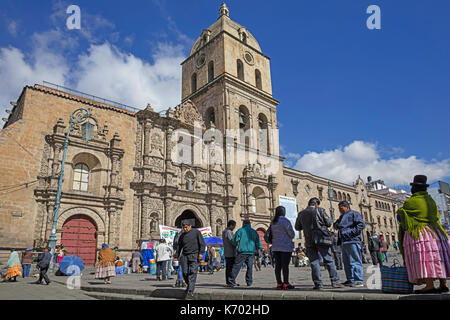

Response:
(289, 140), (450, 187)
(0, 32), (69, 117)
(0, 29), (186, 119)
(74, 42), (184, 110)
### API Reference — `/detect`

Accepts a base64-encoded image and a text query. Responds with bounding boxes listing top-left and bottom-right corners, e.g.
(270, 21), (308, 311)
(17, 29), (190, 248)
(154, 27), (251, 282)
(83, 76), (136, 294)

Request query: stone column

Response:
(143, 120), (152, 166)
(108, 208), (118, 247)
(141, 196), (150, 239)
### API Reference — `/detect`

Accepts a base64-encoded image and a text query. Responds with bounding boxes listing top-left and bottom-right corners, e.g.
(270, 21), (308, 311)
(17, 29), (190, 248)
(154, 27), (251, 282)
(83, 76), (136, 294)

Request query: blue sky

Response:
(1, 0), (449, 187)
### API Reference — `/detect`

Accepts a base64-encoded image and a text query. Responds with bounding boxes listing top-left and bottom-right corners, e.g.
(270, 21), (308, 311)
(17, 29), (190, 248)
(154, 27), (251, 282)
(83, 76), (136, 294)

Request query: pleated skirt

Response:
(95, 263), (116, 279)
(403, 227), (450, 284)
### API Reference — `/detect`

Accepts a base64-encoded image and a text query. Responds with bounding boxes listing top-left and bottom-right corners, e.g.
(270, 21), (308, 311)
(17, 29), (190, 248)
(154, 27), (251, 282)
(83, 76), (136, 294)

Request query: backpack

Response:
(264, 224), (273, 244)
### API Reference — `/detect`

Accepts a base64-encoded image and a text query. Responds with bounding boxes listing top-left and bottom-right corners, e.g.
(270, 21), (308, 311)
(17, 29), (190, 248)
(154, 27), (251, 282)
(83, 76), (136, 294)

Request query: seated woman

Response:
(115, 257), (125, 275)
(5, 249), (22, 282)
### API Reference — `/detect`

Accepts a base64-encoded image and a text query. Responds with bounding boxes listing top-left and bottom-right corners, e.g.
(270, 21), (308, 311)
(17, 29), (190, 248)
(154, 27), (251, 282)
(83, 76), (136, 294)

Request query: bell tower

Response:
(180, 3), (284, 224)
(181, 3), (280, 157)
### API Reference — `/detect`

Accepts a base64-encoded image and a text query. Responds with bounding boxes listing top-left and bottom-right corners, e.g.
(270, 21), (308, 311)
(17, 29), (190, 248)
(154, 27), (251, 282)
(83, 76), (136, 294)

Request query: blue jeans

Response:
(382, 251), (388, 263)
(230, 254), (254, 286)
(342, 242), (364, 284)
(174, 265), (183, 281)
(22, 264), (31, 278)
(167, 259), (172, 278)
(306, 245), (340, 288)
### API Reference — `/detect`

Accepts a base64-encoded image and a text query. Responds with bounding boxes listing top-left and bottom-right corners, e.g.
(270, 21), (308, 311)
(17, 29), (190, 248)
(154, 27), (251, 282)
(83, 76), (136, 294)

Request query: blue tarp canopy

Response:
(204, 237), (223, 245)
(59, 255), (84, 276)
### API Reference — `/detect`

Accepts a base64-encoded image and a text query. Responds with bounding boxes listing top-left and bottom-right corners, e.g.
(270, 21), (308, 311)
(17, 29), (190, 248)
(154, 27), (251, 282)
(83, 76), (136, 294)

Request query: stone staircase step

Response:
(85, 291), (180, 300)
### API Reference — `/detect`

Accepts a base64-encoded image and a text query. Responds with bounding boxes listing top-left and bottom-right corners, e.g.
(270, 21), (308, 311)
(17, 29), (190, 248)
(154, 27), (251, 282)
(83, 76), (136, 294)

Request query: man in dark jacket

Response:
(222, 220), (237, 287)
(333, 201), (366, 287)
(34, 247), (52, 285)
(173, 219), (206, 298)
(368, 231), (383, 266)
(295, 198), (343, 290)
(172, 229), (185, 288)
(331, 232), (343, 270)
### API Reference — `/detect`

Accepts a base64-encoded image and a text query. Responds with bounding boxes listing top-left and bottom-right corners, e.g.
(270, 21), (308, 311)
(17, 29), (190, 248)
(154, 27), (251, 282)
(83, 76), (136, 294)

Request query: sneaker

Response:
(352, 282), (364, 288)
(343, 281), (353, 287)
(283, 283), (295, 290)
(331, 283), (345, 288)
(276, 283), (283, 290)
(313, 286), (323, 291)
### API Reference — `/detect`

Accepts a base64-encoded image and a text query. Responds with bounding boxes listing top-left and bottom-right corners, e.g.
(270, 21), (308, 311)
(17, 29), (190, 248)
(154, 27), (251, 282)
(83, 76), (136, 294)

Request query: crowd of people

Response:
(1, 175), (449, 298)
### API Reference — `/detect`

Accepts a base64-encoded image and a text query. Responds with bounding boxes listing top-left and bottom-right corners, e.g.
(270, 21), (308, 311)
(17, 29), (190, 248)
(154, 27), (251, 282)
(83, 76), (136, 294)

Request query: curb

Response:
(49, 277), (450, 300)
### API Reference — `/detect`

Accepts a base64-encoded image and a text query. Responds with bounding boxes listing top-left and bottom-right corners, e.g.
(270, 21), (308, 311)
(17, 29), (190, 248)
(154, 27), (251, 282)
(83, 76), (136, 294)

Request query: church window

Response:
(333, 190), (337, 201)
(73, 163), (89, 192)
(252, 187), (266, 213)
(239, 106), (250, 147)
(242, 32), (247, 44)
(255, 69), (262, 90)
(205, 107), (215, 127)
(237, 59), (244, 81)
(208, 61), (214, 83)
(258, 113), (269, 153)
(347, 194), (351, 203)
(191, 73), (197, 93)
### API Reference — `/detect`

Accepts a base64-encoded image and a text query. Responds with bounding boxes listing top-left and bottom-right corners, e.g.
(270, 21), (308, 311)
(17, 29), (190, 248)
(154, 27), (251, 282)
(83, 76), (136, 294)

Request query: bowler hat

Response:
(410, 175), (429, 187)
(181, 219), (193, 226)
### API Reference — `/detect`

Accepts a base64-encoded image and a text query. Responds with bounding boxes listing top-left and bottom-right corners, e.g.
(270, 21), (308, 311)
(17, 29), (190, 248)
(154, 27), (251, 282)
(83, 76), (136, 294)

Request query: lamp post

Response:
(328, 181), (335, 223)
(48, 108), (90, 272)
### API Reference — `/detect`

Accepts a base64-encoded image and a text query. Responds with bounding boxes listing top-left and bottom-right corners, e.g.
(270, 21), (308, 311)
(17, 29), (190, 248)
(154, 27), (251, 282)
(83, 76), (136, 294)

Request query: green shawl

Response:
(397, 191), (448, 256)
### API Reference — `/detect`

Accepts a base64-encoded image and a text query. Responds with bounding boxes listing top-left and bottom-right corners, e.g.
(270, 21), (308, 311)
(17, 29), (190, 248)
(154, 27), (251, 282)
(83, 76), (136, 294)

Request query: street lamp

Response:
(48, 108), (91, 272)
(328, 181), (335, 223)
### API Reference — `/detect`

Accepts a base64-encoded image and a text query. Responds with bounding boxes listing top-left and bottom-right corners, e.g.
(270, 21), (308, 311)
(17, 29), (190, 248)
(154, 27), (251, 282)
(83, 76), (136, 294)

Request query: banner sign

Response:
(278, 195), (299, 238)
(198, 227), (213, 238)
(141, 241), (155, 250)
(158, 225), (214, 242)
(159, 225), (181, 243)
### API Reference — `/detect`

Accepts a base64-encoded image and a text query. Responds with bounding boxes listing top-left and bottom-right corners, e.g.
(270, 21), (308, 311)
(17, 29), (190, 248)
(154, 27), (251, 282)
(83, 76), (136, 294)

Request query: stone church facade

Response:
(0, 4), (400, 263)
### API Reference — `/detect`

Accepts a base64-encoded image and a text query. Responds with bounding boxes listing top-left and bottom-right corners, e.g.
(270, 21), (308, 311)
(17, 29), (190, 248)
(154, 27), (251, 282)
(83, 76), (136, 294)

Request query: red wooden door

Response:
(61, 215), (97, 266)
(257, 228), (268, 251)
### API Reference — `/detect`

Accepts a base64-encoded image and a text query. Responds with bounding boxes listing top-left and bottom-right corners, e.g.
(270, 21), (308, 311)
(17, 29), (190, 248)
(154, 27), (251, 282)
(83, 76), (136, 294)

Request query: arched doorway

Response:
(256, 228), (268, 251)
(175, 210), (203, 228)
(61, 214), (97, 265)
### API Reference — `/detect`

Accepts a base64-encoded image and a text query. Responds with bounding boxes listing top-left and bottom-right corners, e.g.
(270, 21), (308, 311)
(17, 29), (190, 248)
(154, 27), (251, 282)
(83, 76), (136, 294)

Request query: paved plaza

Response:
(2, 250), (449, 300)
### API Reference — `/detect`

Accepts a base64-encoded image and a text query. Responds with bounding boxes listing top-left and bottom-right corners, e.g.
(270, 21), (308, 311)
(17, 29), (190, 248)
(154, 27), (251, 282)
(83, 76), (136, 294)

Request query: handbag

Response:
(380, 259), (413, 294)
(264, 224), (273, 244)
(312, 208), (333, 247)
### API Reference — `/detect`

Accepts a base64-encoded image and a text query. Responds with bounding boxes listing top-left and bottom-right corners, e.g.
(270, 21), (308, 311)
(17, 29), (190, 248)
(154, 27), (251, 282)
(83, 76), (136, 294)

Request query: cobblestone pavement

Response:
(0, 278), (95, 300)
(2, 251), (449, 300)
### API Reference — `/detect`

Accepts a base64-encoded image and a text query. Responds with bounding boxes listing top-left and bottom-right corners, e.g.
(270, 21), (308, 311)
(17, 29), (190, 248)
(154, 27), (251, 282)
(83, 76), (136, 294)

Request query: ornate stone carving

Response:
(243, 163), (267, 179)
(173, 100), (204, 126)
